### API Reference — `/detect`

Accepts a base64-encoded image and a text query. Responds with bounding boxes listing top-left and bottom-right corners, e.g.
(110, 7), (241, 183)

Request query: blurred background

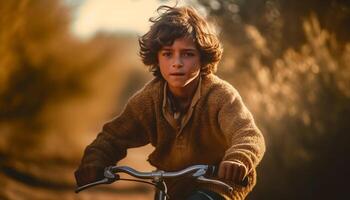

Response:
(0, 0), (349, 199)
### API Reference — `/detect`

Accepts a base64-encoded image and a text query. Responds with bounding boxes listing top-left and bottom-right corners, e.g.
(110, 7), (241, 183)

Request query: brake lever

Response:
(197, 176), (233, 195)
(75, 178), (111, 193)
(75, 166), (119, 193)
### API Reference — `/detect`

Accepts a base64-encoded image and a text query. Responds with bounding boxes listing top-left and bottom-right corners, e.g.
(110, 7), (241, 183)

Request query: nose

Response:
(172, 55), (183, 68)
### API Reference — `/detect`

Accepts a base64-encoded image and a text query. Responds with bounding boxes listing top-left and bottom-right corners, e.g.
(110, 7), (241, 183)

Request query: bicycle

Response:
(75, 164), (248, 200)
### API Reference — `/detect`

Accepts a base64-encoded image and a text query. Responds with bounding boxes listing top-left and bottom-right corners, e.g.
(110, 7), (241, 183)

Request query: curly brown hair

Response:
(139, 5), (223, 77)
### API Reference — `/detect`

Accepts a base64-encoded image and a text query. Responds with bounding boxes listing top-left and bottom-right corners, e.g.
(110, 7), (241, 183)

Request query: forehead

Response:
(160, 37), (198, 50)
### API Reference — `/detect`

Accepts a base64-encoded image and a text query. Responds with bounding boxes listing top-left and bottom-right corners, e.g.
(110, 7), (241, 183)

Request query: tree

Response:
(192, 0), (350, 199)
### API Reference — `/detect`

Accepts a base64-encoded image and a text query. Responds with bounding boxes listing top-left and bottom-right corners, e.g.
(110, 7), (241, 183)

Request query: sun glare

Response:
(70, 0), (187, 39)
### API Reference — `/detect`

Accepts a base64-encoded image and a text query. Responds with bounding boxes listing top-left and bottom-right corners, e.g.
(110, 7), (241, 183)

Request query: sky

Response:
(66, 0), (190, 39)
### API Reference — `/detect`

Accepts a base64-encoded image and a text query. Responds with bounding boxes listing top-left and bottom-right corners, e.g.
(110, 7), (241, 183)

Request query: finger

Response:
(234, 166), (244, 183)
(231, 165), (238, 181)
(239, 164), (247, 180)
(237, 165), (248, 183)
(225, 164), (233, 180)
(218, 163), (226, 179)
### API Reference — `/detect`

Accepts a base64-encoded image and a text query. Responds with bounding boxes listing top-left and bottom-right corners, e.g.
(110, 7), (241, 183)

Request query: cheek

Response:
(158, 64), (166, 75)
(157, 54), (165, 69)
(158, 61), (169, 76)
(189, 60), (201, 72)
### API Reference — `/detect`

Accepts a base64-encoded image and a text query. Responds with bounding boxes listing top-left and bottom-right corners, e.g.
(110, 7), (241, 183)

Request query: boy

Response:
(75, 5), (265, 200)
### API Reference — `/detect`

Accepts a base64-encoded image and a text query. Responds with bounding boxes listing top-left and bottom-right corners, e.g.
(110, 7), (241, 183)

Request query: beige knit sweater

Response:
(75, 74), (265, 200)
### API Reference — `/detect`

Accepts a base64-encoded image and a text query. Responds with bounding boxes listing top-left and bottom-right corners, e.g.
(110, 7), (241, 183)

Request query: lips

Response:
(170, 72), (185, 76)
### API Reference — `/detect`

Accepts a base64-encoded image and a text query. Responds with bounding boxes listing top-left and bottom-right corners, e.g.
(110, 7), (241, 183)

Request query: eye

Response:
(162, 52), (172, 57)
(183, 52), (195, 57)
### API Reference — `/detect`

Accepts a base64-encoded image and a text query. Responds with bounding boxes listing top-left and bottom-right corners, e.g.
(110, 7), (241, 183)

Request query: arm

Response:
(74, 95), (151, 186)
(217, 92), (265, 183)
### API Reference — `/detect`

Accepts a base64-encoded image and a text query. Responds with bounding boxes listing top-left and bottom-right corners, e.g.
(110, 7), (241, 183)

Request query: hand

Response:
(75, 166), (105, 187)
(218, 160), (247, 184)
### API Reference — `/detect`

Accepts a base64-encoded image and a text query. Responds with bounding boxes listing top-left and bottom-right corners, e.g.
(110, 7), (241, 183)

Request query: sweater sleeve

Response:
(218, 92), (265, 174)
(74, 93), (151, 186)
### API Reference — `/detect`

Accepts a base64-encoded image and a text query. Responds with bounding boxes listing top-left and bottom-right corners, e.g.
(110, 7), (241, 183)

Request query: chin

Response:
(168, 82), (187, 88)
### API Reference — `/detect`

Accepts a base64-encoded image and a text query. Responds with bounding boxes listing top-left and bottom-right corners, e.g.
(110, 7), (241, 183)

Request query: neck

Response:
(168, 76), (200, 102)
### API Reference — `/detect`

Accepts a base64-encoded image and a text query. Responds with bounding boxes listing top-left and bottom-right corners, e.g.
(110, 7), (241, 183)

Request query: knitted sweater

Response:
(75, 74), (265, 199)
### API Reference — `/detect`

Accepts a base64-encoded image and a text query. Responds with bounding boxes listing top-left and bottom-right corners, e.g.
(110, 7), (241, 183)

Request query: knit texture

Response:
(75, 74), (265, 200)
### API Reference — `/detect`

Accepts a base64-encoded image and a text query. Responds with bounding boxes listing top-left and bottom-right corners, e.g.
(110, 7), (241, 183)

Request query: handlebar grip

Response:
(206, 165), (217, 177)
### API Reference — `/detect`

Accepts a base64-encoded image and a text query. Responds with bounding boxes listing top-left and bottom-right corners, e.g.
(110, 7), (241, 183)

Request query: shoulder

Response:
(128, 77), (163, 106)
(202, 74), (240, 103)
(136, 77), (162, 96)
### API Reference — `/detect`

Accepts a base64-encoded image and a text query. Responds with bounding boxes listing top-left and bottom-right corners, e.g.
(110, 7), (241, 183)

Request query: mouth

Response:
(170, 73), (185, 76)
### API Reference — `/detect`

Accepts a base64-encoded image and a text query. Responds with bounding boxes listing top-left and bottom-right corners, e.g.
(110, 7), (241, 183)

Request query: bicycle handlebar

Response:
(109, 164), (212, 179)
(75, 164), (247, 194)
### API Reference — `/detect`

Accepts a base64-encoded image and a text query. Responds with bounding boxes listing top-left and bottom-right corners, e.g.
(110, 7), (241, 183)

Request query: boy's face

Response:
(157, 37), (201, 91)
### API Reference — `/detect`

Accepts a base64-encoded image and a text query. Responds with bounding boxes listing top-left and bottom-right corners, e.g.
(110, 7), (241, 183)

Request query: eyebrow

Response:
(160, 47), (197, 51)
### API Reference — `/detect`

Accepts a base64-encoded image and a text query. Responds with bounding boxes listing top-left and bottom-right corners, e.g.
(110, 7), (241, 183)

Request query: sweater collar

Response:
(162, 76), (202, 132)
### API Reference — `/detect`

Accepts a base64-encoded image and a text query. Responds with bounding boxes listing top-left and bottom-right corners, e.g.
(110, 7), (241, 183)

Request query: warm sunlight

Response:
(2, 0), (349, 199)
(70, 0), (188, 38)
